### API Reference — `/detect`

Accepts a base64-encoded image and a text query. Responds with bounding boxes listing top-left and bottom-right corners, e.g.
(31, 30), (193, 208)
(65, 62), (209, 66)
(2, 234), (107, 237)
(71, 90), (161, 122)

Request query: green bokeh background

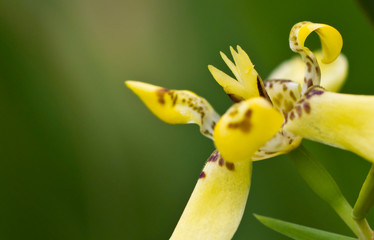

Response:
(1, 0), (374, 239)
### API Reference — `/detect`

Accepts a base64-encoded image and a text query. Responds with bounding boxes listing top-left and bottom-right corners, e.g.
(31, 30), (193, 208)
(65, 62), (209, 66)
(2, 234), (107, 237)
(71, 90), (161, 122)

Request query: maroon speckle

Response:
(296, 105), (302, 117)
(156, 88), (170, 104)
(307, 79), (313, 88)
(208, 152), (219, 162)
(283, 111), (289, 124)
(218, 157), (224, 166)
(290, 111), (295, 120)
(303, 102), (311, 114)
(225, 162), (235, 171)
(305, 87), (324, 99)
(306, 62), (312, 72)
(199, 171), (206, 179)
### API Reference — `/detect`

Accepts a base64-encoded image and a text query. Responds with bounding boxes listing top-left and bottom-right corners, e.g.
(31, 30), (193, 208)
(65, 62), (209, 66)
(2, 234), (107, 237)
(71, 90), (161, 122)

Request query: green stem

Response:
(354, 164), (374, 220)
(289, 145), (372, 240)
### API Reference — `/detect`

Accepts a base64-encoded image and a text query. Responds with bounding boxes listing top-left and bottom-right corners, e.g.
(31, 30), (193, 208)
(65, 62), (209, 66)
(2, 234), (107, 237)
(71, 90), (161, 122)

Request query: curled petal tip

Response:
(290, 22), (343, 64)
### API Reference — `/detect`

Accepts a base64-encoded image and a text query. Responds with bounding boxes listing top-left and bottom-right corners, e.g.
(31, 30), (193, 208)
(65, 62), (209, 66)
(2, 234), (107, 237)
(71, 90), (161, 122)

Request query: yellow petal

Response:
(268, 51), (348, 92)
(284, 87), (374, 163)
(220, 51), (241, 81)
(171, 150), (251, 240)
(213, 97), (283, 163)
(209, 46), (268, 101)
(289, 22), (343, 93)
(290, 22), (342, 64)
(126, 81), (220, 138)
(208, 65), (247, 101)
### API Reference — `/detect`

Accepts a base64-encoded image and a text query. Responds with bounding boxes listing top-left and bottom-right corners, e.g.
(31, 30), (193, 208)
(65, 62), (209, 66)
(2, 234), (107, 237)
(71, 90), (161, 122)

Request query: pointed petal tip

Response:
(229, 45), (237, 55)
(125, 80), (160, 97)
(124, 80), (135, 88)
(219, 51), (228, 59)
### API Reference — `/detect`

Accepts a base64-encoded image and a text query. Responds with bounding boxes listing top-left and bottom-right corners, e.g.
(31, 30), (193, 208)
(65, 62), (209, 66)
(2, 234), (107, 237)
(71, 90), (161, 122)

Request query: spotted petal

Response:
(214, 97), (283, 163)
(289, 22), (343, 93)
(252, 80), (303, 160)
(126, 81), (220, 138)
(171, 151), (251, 240)
(268, 51), (348, 92)
(284, 87), (374, 163)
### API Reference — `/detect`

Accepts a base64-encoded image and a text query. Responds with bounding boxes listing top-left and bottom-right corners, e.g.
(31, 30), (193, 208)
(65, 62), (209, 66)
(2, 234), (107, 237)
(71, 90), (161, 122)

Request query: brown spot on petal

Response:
(225, 162), (235, 171)
(218, 157), (224, 166)
(203, 130), (211, 136)
(305, 87), (324, 99)
(284, 100), (294, 112)
(283, 84), (288, 92)
(289, 91), (297, 102)
(227, 109), (252, 132)
(296, 105), (302, 117)
(172, 94), (178, 106)
(211, 121), (216, 130)
(229, 109), (239, 117)
(273, 96), (281, 106)
(283, 111), (289, 123)
(303, 102), (311, 114)
(276, 93), (284, 101)
(306, 62), (312, 73)
(290, 111), (295, 120)
(307, 79), (313, 88)
(306, 55), (313, 63)
(199, 171), (206, 179)
(156, 88), (170, 104)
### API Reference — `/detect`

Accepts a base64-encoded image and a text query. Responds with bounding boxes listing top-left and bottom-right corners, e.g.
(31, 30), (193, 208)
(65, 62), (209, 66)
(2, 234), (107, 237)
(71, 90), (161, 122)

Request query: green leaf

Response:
(254, 214), (357, 240)
(288, 145), (372, 240)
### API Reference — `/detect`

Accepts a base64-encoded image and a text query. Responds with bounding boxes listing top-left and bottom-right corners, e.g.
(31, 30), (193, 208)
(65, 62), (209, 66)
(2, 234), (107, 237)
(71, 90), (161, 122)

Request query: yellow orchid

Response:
(125, 21), (374, 239)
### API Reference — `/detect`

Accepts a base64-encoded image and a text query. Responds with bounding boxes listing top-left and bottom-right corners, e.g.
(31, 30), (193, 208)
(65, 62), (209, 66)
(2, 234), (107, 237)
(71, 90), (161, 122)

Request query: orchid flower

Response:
(126, 21), (374, 239)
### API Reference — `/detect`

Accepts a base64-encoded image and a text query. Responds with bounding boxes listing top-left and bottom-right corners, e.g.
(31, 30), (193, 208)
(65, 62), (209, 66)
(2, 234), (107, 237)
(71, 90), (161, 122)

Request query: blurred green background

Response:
(1, 0), (374, 239)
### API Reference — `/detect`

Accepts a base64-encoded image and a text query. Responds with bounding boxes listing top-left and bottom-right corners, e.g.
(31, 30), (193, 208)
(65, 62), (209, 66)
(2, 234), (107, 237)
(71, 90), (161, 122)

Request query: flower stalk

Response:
(354, 164), (374, 221)
(289, 145), (372, 240)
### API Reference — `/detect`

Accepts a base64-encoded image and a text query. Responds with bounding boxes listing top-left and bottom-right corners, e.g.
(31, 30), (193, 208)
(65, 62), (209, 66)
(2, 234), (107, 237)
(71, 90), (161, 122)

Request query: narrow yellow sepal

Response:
(291, 22), (343, 64)
(284, 88), (374, 163)
(126, 81), (220, 138)
(213, 97), (283, 163)
(268, 52), (348, 92)
(171, 151), (251, 240)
